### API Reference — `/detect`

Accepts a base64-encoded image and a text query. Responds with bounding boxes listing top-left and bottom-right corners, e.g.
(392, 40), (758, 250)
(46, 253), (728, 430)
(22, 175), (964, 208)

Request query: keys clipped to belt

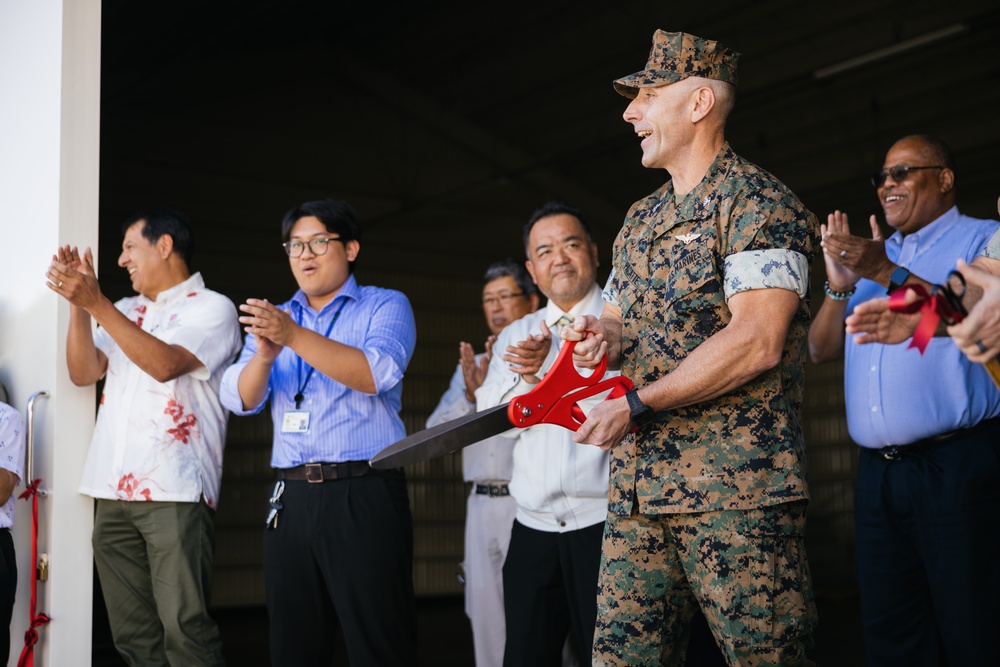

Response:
(266, 480), (285, 529)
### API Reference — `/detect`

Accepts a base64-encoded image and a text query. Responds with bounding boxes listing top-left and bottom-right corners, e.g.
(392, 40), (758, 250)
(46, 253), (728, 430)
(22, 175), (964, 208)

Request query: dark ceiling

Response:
(97, 0), (1000, 314)
(88, 2), (1000, 607)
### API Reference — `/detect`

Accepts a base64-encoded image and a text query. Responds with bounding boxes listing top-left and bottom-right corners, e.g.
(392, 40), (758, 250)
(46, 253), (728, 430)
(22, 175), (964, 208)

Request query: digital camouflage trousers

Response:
(592, 500), (817, 667)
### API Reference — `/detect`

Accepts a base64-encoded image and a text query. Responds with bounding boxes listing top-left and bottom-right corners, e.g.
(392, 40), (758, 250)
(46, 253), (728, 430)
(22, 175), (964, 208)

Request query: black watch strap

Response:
(887, 266), (911, 294)
(625, 389), (655, 427)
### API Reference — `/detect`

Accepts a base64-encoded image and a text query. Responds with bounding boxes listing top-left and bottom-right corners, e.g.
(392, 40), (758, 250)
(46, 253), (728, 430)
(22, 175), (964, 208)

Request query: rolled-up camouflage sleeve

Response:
(723, 249), (809, 300)
(721, 186), (818, 302)
(601, 267), (620, 306)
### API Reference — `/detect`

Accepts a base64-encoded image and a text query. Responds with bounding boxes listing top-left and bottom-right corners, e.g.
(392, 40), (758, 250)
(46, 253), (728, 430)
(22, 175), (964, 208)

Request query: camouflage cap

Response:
(614, 30), (740, 99)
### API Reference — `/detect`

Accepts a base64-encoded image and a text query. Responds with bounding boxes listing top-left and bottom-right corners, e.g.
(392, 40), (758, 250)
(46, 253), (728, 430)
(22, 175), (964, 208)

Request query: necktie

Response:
(552, 313), (573, 330)
(552, 314), (574, 347)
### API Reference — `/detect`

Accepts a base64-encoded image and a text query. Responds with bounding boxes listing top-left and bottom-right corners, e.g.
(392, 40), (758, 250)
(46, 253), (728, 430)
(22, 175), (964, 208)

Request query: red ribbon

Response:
(887, 284), (965, 354)
(17, 479), (51, 667)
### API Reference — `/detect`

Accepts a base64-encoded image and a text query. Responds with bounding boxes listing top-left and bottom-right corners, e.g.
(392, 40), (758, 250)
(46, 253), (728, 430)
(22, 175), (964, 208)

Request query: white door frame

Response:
(0, 0), (102, 664)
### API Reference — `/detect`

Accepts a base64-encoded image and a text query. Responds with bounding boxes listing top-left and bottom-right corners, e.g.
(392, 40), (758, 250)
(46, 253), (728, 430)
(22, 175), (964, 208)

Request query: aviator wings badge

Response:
(676, 233), (701, 244)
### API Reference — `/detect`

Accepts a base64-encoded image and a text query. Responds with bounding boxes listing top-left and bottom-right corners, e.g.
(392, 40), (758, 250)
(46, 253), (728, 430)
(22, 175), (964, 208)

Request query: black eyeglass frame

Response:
(282, 236), (345, 258)
(870, 165), (946, 189)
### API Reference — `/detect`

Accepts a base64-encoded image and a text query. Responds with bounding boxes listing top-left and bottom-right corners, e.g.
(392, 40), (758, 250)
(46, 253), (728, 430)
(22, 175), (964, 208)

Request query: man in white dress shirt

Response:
(476, 202), (612, 667)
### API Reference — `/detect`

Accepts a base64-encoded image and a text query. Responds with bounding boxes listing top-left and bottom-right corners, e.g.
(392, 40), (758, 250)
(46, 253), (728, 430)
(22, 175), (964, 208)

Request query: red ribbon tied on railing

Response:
(887, 284), (966, 354)
(17, 479), (51, 667)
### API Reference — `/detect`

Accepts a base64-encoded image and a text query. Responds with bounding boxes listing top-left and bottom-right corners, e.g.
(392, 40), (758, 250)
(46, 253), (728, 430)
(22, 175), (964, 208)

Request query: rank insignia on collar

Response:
(676, 233), (701, 244)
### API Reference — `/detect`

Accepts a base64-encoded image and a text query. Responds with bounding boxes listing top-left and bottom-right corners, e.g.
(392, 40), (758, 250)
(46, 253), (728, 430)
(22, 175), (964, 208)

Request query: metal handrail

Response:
(26, 391), (49, 493)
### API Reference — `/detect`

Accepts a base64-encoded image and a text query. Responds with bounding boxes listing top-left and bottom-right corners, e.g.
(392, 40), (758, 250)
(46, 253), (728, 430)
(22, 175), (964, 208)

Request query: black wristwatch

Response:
(887, 265), (911, 294)
(625, 389), (656, 427)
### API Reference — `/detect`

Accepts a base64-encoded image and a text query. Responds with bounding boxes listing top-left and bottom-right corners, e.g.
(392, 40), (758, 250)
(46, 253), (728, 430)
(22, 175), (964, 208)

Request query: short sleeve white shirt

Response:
(79, 273), (241, 507)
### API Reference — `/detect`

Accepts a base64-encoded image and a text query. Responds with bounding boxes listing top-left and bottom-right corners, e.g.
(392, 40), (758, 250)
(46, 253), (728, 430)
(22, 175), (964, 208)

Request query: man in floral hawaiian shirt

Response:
(47, 209), (241, 667)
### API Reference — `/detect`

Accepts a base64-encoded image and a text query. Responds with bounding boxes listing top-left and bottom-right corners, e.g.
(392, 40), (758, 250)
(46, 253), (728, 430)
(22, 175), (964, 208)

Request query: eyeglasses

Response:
(282, 236), (344, 258)
(870, 165), (945, 188)
(482, 292), (525, 307)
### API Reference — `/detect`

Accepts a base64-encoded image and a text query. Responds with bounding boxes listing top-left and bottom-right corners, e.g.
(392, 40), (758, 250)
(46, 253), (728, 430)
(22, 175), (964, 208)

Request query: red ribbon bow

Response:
(887, 284), (965, 354)
(18, 614), (53, 667)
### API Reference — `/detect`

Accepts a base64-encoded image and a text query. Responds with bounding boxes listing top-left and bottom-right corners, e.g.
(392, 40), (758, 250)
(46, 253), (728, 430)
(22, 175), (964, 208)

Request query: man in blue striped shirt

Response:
(809, 135), (1000, 667)
(220, 199), (417, 667)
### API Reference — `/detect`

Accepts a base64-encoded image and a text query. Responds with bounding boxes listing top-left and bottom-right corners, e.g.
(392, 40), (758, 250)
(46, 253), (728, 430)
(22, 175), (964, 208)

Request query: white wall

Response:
(0, 0), (101, 664)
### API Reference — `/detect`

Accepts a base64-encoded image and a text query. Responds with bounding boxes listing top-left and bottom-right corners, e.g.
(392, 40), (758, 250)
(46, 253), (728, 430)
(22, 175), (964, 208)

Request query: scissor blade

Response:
(370, 403), (513, 469)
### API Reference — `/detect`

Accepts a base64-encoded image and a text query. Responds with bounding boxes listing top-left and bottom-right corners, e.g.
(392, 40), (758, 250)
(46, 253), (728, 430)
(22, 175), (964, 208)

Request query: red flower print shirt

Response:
(79, 273), (241, 506)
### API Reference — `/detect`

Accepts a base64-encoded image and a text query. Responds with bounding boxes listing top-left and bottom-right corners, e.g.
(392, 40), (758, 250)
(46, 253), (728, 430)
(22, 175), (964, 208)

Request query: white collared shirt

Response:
(475, 284), (613, 532)
(79, 273), (241, 507)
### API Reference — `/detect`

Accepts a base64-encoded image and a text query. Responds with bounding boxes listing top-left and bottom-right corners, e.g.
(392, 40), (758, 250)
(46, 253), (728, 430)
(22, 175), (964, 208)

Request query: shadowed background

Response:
(91, 1), (1000, 664)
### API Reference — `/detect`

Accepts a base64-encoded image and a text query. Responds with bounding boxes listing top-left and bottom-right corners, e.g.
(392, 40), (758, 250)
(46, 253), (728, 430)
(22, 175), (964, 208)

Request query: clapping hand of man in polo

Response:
(820, 210), (885, 288)
(501, 320), (553, 385)
(820, 210), (924, 348)
(459, 337), (493, 403)
(812, 211), (910, 361)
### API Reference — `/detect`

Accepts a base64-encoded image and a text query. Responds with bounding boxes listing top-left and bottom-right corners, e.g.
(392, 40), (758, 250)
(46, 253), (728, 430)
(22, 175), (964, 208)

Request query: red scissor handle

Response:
(507, 339), (635, 431)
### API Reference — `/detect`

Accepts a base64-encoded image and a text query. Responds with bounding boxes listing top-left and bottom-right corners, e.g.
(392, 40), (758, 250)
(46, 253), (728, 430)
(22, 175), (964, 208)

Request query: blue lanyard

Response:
(293, 298), (348, 409)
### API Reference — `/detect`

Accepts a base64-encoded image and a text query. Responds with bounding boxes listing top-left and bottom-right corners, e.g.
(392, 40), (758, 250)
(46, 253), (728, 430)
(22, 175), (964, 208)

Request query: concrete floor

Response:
(94, 590), (866, 666)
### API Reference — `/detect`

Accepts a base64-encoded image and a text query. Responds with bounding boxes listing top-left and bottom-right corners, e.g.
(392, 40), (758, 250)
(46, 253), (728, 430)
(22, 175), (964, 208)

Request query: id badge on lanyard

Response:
(281, 410), (311, 433)
(286, 299), (347, 432)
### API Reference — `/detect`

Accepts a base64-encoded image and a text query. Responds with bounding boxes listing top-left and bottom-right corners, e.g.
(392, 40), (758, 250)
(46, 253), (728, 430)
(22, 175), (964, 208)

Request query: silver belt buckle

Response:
(305, 462), (324, 483)
(879, 446), (902, 461)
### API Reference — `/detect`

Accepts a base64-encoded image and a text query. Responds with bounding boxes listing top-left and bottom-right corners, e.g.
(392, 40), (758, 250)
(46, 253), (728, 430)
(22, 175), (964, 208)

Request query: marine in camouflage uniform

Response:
(564, 30), (819, 666)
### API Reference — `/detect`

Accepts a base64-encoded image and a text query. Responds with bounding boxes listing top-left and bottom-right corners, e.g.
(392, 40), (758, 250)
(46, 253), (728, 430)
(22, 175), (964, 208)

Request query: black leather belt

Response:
(276, 461), (373, 483)
(876, 416), (1000, 461)
(475, 483), (510, 497)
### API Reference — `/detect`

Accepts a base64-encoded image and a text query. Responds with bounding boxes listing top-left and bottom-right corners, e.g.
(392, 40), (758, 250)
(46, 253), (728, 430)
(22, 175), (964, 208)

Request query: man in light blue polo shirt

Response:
(809, 134), (1000, 667)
